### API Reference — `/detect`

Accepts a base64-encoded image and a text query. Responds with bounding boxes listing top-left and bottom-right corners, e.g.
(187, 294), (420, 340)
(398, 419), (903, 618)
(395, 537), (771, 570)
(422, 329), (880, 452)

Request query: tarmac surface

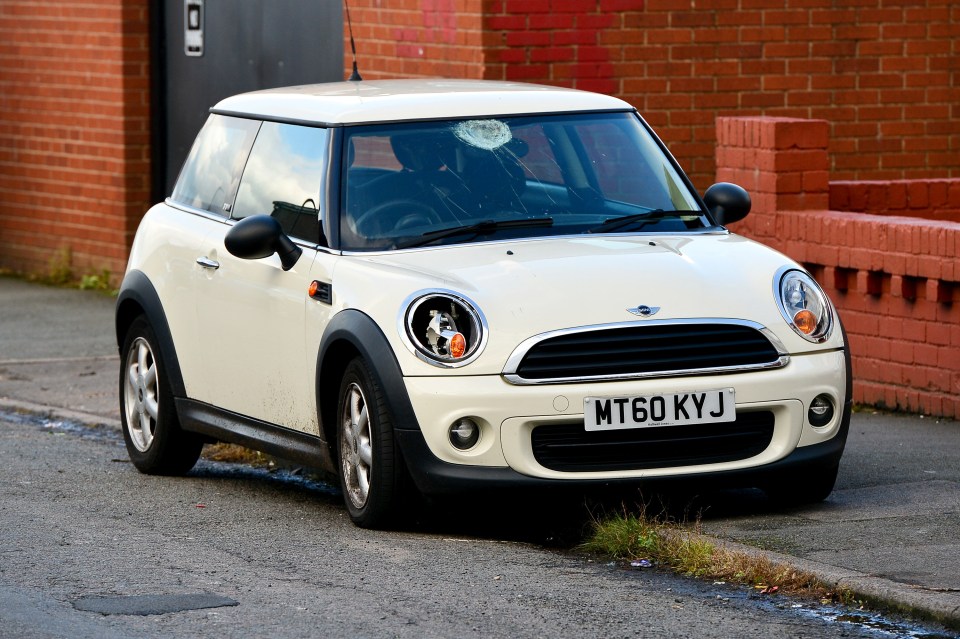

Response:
(1, 275), (958, 631)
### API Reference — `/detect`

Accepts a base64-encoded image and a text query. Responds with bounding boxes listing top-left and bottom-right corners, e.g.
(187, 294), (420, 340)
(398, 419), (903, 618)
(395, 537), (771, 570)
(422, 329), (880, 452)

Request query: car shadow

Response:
(395, 484), (780, 548)
(185, 455), (797, 546)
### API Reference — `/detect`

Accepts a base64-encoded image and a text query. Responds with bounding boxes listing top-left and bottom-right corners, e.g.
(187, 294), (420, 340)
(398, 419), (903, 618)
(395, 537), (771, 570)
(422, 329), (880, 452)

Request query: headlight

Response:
(775, 268), (834, 343)
(400, 290), (487, 367)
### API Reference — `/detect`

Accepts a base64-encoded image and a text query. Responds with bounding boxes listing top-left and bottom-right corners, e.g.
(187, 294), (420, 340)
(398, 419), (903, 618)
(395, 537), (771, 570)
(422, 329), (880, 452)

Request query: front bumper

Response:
(395, 348), (850, 493)
(397, 406), (849, 494)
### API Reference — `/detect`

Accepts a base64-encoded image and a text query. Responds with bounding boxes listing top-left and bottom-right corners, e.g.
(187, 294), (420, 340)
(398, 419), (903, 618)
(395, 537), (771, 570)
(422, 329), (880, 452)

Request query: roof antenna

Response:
(344, 0), (362, 81)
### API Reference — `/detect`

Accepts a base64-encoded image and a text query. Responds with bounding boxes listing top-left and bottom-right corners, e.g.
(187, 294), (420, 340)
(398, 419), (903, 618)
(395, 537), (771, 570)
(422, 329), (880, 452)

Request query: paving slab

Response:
(0, 277), (118, 420)
(699, 411), (960, 628)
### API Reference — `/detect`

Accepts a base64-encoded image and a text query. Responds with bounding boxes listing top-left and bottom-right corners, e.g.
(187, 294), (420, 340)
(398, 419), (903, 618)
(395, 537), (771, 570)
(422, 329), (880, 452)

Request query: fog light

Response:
(449, 418), (480, 450)
(808, 394), (834, 427)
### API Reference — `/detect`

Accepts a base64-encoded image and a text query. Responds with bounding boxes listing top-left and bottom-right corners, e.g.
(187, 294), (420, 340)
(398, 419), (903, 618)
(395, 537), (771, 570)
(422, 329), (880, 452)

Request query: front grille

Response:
(531, 411), (775, 472)
(507, 322), (784, 383)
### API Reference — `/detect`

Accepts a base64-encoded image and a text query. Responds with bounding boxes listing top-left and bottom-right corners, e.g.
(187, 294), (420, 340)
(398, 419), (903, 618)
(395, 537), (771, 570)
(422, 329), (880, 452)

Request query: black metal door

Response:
(154, 0), (343, 199)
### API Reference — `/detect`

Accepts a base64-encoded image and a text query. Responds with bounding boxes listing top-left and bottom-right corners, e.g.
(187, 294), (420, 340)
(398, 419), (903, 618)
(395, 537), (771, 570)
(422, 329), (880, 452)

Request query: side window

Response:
(171, 115), (260, 216)
(233, 122), (329, 242)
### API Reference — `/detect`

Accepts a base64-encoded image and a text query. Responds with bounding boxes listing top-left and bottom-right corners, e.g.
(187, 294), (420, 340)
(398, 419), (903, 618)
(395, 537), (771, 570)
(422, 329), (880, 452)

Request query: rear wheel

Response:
(119, 316), (203, 475)
(337, 357), (409, 528)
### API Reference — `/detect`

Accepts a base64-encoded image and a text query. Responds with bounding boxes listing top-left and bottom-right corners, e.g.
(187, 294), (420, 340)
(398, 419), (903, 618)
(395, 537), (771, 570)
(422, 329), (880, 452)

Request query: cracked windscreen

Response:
(340, 111), (705, 251)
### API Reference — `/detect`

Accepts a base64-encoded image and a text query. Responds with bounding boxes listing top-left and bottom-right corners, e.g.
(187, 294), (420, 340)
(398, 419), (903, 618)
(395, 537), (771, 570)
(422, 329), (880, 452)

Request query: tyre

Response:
(762, 463), (839, 507)
(336, 357), (410, 528)
(119, 316), (203, 475)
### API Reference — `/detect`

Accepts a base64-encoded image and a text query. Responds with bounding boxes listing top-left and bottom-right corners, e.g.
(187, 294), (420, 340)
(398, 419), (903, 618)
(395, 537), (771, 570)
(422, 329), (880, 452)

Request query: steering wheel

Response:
(353, 199), (443, 236)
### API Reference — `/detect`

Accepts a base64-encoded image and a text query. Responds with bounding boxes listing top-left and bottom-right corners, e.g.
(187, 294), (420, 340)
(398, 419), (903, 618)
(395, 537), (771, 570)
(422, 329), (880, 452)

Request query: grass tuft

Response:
(202, 443), (274, 467)
(581, 504), (852, 602)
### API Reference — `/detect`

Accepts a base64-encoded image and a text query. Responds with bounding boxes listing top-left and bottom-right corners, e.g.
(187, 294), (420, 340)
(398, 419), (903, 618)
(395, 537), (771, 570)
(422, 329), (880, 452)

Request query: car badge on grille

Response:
(627, 304), (660, 317)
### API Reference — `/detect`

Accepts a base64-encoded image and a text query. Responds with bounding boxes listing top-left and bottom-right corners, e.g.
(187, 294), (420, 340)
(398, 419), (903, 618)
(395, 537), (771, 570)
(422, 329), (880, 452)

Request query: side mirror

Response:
(703, 182), (751, 226)
(225, 215), (302, 271)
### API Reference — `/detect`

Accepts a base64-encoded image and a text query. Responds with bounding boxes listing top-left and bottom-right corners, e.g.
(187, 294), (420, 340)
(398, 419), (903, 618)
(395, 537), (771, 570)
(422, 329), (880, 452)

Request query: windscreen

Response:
(341, 112), (705, 251)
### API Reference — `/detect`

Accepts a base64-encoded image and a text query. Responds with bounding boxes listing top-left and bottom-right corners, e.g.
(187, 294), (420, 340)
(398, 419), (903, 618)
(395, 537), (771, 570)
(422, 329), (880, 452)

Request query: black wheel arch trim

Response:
(840, 312), (853, 418)
(316, 309), (421, 434)
(115, 270), (186, 398)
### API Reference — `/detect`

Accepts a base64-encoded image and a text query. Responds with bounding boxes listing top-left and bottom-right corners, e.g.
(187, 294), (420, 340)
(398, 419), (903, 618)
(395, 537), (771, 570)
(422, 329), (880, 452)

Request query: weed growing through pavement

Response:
(79, 269), (114, 293)
(45, 246), (74, 286)
(581, 502), (852, 603)
(3, 259), (118, 295)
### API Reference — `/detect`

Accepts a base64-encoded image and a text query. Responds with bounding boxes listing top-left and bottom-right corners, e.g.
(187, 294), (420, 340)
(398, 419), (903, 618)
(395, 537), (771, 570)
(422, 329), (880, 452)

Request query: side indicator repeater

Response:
(308, 280), (332, 304)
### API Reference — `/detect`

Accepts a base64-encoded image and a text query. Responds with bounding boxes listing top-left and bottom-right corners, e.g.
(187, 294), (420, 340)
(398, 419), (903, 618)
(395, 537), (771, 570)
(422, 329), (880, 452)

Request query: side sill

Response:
(176, 398), (331, 471)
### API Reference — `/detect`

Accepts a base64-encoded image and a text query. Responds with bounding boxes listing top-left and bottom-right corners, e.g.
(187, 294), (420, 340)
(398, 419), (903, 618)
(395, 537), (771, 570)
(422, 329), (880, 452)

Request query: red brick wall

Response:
(831, 179), (960, 224)
(344, 0), (486, 80)
(348, 1), (960, 190)
(0, 0), (151, 282)
(482, 0), (625, 96)
(2, 2), (954, 283)
(717, 116), (960, 419)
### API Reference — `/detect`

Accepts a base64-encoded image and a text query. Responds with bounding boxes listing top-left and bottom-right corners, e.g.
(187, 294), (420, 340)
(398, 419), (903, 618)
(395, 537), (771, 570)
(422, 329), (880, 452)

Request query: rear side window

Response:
(171, 115), (260, 215)
(233, 122), (329, 242)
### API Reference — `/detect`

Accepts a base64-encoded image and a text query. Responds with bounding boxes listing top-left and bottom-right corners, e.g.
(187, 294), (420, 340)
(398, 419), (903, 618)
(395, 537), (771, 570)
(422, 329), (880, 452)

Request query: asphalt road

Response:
(0, 411), (940, 639)
(1, 277), (957, 637)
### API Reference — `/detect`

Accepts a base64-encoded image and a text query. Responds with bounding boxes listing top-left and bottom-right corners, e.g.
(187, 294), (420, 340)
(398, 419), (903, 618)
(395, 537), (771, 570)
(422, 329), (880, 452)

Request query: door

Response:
(192, 122), (334, 435)
(153, 0), (344, 199)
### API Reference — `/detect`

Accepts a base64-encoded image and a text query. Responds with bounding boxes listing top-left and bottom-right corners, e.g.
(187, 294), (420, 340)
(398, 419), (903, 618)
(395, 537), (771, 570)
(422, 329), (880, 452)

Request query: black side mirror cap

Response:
(703, 182), (751, 226)
(225, 215), (302, 271)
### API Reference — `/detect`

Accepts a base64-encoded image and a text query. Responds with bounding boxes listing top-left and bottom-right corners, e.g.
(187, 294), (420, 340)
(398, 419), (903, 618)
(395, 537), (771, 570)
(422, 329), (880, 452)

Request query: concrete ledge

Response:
(711, 538), (960, 631)
(0, 397), (121, 431)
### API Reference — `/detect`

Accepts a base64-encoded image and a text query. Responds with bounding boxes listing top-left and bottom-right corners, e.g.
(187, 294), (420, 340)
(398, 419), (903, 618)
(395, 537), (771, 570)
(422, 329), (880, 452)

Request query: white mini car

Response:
(116, 80), (850, 528)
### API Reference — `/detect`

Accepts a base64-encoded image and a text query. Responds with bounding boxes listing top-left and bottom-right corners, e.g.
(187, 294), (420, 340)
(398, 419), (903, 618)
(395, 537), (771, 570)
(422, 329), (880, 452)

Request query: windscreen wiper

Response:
(395, 217), (553, 249)
(587, 209), (693, 234)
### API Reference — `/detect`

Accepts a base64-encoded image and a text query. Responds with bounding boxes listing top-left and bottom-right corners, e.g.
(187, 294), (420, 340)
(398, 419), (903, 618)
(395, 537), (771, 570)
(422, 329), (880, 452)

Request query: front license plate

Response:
(584, 388), (735, 431)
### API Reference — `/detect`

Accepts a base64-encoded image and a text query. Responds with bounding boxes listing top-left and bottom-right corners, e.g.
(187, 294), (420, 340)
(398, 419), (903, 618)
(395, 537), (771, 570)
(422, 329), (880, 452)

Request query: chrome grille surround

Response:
(502, 319), (789, 385)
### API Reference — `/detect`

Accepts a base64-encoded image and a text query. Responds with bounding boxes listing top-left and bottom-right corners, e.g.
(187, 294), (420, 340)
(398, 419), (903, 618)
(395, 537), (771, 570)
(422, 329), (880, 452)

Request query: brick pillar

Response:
(715, 116), (830, 245)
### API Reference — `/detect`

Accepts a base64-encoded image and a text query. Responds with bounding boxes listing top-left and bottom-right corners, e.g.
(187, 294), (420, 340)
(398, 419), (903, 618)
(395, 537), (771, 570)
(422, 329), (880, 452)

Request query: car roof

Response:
(211, 79), (635, 126)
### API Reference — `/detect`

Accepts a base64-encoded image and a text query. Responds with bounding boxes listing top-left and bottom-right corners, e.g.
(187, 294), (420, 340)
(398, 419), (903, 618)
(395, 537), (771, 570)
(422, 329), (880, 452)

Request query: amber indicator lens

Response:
(308, 281), (319, 297)
(793, 309), (818, 334)
(450, 333), (466, 358)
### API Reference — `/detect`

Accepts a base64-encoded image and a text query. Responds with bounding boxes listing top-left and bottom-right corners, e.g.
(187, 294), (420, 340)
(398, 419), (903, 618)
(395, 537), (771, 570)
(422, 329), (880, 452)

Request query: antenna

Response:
(344, 0), (362, 81)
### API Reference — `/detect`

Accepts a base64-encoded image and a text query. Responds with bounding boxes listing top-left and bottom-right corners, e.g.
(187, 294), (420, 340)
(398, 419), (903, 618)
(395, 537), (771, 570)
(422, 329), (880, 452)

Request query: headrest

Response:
(390, 134), (445, 172)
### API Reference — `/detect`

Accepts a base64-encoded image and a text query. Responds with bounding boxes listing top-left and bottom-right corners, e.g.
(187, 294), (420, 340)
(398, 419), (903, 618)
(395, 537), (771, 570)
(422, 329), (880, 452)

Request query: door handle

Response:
(196, 256), (220, 270)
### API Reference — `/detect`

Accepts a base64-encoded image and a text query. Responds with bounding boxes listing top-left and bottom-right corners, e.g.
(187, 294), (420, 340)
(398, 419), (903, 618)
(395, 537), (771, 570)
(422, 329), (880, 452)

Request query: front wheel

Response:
(337, 357), (410, 528)
(119, 316), (203, 475)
